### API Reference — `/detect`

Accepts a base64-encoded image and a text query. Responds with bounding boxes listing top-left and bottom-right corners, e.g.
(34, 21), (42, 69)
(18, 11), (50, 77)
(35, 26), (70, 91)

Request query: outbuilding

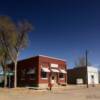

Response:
(67, 66), (99, 85)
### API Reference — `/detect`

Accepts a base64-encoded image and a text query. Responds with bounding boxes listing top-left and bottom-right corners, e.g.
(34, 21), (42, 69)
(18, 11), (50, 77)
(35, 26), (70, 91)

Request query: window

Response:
(27, 74), (36, 80)
(91, 75), (94, 79)
(41, 70), (47, 79)
(21, 68), (36, 80)
(59, 73), (64, 79)
(27, 68), (36, 80)
(21, 69), (26, 80)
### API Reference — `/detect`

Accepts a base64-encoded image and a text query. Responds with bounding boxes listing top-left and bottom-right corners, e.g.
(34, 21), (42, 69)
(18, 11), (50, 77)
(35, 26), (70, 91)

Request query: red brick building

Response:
(9, 55), (67, 88)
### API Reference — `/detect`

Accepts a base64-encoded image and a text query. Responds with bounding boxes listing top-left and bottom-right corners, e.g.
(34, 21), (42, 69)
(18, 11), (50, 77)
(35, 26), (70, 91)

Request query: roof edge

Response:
(38, 55), (66, 62)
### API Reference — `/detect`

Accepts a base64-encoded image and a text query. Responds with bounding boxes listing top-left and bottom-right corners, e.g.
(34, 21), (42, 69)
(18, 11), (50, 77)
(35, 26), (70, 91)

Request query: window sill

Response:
(41, 78), (48, 80)
(59, 78), (64, 80)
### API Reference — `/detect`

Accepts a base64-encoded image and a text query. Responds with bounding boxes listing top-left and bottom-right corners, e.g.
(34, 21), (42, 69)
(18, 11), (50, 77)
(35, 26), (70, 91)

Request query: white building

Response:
(87, 66), (99, 84)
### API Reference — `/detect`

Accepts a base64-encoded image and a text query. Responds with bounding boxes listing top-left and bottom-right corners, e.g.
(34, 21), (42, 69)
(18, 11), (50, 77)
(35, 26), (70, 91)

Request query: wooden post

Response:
(86, 50), (89, 88)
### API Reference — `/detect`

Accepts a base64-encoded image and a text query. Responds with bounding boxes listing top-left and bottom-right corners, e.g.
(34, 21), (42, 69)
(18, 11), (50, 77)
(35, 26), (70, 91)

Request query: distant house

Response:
(8, 55), (67, 88)
(67, 66), (99, 85)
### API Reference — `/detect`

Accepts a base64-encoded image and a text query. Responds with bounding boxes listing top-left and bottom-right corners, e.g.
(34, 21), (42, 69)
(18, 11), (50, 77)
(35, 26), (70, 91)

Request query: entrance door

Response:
(51, 73), (57, 85)
(91, 75), (94, 86)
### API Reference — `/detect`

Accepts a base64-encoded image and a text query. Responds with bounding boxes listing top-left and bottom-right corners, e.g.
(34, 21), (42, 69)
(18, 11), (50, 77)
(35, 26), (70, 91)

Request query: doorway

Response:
(91, 75), (95, 86)
(51, 73), (57, 85)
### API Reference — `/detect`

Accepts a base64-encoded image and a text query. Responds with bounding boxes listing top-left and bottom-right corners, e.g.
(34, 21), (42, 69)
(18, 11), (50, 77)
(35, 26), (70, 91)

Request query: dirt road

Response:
(0, 85), (100, 100)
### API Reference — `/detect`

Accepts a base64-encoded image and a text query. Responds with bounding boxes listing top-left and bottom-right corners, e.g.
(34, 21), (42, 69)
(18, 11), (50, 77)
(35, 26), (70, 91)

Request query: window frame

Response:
(59, 73), (65, 80)
(41, 69), (48, 79)
(26, 68), (36, 80)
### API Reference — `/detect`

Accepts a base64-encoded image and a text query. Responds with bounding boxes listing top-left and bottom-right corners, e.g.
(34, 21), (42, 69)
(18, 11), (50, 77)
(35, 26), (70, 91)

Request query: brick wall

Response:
(67, 67), (87, 84)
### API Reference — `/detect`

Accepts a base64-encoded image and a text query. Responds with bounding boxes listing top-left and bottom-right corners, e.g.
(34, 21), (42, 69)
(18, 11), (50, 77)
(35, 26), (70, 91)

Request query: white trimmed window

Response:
(41, 69), (48, 79)
(59, 73), (64, 79)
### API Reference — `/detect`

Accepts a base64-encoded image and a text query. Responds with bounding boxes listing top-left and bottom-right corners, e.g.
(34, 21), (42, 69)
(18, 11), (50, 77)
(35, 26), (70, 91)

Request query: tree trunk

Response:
(4, 65), (7, 88)
(4, 72), (7, 88)
(14, 62), (17, 88)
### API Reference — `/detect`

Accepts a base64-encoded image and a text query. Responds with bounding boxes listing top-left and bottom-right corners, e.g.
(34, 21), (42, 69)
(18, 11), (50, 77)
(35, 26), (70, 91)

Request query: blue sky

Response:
(0, 0), (100, 68)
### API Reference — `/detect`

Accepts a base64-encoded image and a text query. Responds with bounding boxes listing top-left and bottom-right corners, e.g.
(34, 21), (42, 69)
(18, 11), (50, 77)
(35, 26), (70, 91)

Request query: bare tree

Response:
(12, 20), (32, 88)
(0, 48), (8, 87)
(0, 16), (32, 88)
(0, 16), (17, 88)
(75, 56), (91, 67)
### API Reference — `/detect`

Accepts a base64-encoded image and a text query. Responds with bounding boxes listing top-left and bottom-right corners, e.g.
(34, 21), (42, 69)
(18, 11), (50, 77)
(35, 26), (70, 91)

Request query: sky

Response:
(0, 0), (100, 68)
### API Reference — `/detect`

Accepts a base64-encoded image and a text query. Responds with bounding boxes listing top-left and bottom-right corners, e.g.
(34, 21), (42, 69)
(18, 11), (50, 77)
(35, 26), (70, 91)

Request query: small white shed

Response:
(87, 66), (99, 84)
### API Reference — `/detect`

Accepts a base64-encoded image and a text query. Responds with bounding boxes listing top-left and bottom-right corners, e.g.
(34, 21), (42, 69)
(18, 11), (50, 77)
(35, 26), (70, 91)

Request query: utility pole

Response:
(86, 50), (89, 88)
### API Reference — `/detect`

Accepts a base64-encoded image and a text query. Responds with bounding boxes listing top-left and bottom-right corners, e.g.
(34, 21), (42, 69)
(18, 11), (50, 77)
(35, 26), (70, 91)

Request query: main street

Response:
(0, 85), (100, 100)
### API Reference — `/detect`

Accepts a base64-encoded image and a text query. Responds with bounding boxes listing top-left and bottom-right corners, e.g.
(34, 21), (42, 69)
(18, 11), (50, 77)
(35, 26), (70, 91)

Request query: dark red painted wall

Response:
(17, 57), (39, 87)
(67, 67), (87, 84)
(8, 56), (67, 87)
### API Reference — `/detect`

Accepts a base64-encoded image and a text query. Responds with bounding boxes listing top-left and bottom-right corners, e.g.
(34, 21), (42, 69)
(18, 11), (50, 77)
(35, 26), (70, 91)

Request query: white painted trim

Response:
(41, 78), (48, 80)
(59, 78), (65, 80)
(51, 63), (58, 68)
(42, 67), (50, 72)
(51, 69), (59, 73)
(60, 69), (67, 73)
(38, 55), (66, 62)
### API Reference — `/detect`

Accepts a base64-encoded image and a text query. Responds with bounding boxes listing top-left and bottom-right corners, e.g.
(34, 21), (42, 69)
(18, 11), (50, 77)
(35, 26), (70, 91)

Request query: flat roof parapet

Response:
(38, 55), (66, 62)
